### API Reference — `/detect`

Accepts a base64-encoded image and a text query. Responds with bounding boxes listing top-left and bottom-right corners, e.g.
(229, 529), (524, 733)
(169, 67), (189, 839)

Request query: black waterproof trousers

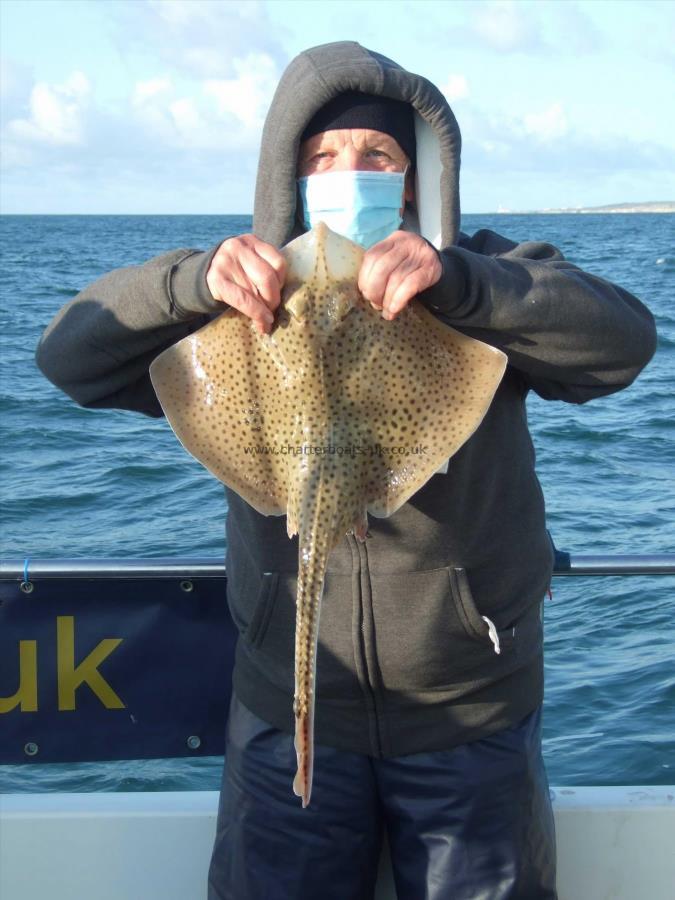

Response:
(208, 694), (557, 900)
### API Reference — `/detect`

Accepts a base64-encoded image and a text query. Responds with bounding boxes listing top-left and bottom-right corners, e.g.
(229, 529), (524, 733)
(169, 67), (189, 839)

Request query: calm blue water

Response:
(1, 214), (673, 792)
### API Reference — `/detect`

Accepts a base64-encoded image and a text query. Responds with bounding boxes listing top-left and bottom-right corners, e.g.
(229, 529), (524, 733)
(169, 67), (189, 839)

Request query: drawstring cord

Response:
(481, 615), (501, 655)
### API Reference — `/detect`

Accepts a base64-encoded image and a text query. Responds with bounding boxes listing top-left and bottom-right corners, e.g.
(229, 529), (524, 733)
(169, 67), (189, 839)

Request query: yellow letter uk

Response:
(57, 616), (125, 710)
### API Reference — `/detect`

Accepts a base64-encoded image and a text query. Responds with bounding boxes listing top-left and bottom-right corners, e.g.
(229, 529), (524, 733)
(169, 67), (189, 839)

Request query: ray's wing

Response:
(323, 299), (507, 519)
(150, 311), (297, 516)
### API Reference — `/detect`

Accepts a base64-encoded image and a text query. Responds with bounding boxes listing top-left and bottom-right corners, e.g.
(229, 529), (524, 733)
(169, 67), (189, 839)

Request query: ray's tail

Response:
(292, 477), (335, 809)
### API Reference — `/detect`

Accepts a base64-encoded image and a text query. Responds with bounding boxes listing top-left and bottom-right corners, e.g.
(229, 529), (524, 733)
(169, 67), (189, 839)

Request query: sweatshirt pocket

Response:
(228, 569), (297, 694)
(370, 566), (519, 692)
(228, 570), (279, 647)
(449, 567), (516, 654)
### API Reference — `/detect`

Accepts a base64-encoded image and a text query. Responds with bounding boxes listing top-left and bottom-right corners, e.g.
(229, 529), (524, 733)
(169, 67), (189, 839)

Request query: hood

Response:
(252, 41), (462, 250)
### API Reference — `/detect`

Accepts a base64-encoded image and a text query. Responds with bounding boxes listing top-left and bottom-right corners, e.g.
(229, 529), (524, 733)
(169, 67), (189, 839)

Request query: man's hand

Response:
(358, 231), (442, 320)
(206, 234), (287, 334)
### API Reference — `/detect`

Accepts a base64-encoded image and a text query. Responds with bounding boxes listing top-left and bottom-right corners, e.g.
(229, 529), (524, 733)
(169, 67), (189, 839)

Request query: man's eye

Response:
(366, 149), (389, 158)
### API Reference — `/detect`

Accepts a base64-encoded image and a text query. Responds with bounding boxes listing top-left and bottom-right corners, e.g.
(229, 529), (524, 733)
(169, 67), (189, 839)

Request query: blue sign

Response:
(0, 574), (236, 764)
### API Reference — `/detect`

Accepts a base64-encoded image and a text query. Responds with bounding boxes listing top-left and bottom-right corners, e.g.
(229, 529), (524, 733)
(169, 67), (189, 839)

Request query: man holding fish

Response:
(38, 42), (656, 900)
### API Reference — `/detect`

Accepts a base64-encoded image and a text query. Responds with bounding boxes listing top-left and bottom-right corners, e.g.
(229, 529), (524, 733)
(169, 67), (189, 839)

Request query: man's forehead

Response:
(301, 129), (407, 152)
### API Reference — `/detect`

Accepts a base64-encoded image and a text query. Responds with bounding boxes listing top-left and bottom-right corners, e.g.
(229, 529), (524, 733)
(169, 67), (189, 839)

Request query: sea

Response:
(0, 213), (673, 793)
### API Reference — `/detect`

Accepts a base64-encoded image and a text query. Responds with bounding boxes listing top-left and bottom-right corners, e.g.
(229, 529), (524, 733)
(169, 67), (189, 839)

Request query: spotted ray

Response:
(149, 222), (507, 807)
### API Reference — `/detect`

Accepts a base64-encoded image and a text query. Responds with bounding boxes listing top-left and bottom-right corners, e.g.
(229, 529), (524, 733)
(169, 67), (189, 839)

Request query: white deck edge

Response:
(1, 787), (674, 900)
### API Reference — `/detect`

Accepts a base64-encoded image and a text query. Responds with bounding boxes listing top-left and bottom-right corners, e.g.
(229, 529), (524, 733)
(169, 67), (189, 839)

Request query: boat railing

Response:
(1, 552), (675, 580)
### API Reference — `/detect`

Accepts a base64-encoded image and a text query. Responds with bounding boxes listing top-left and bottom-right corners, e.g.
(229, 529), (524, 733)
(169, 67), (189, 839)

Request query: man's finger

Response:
(358, 243), (406, 307)
(383, 270), (431, 319)
(208, 278), (274, 333)
(254, 240), (288, 284)
(380, 258), (422, 313)
(238, 247), (283, 309)
(380, 242), (442, 318)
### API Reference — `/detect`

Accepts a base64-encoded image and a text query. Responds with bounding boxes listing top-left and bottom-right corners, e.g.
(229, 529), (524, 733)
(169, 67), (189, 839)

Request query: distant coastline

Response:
(493, 201), (675, 215)
(2, 201), (674, 216)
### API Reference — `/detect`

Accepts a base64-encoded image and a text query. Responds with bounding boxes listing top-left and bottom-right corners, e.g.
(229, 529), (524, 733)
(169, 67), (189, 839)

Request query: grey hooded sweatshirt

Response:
(36, 42), (656, 757)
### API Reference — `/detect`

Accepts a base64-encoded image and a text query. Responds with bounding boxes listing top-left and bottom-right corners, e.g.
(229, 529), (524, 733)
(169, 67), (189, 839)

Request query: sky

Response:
(1, 0), (674, 214)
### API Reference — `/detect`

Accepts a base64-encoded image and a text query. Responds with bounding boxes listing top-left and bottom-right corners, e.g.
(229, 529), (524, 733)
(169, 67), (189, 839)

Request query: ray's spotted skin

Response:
(150, 223), (507, 806)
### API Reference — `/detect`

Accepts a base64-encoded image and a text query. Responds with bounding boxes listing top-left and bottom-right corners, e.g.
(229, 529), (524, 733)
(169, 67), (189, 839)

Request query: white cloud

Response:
(1, 57), (27, 101)
(441, 74), (469, 102)
(7, 72), (91, 146)
(169, 98), (202, 133)
(132, 77), (172, 106)
(118, 0), (285, 80)
(465, 0), (602, 58)
(203, 53), (278, 129)
(147, 0), (204, 27)
(182, 47), (229, 77)
(477, 138), (511, 156)
(523, 103), (569, 141)
(548, 2), (603, 55)
(131, 77), (207, 148)
(127, 53), (279, 151)
(471, 0), (543, 54)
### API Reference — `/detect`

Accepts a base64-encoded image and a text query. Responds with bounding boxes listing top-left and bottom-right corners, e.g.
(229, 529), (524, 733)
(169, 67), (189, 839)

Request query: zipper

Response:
(347, 532), (383, 757)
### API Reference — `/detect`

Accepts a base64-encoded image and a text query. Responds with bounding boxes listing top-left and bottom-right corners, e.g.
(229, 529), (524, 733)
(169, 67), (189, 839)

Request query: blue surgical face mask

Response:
(297, 169), (406, 249)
